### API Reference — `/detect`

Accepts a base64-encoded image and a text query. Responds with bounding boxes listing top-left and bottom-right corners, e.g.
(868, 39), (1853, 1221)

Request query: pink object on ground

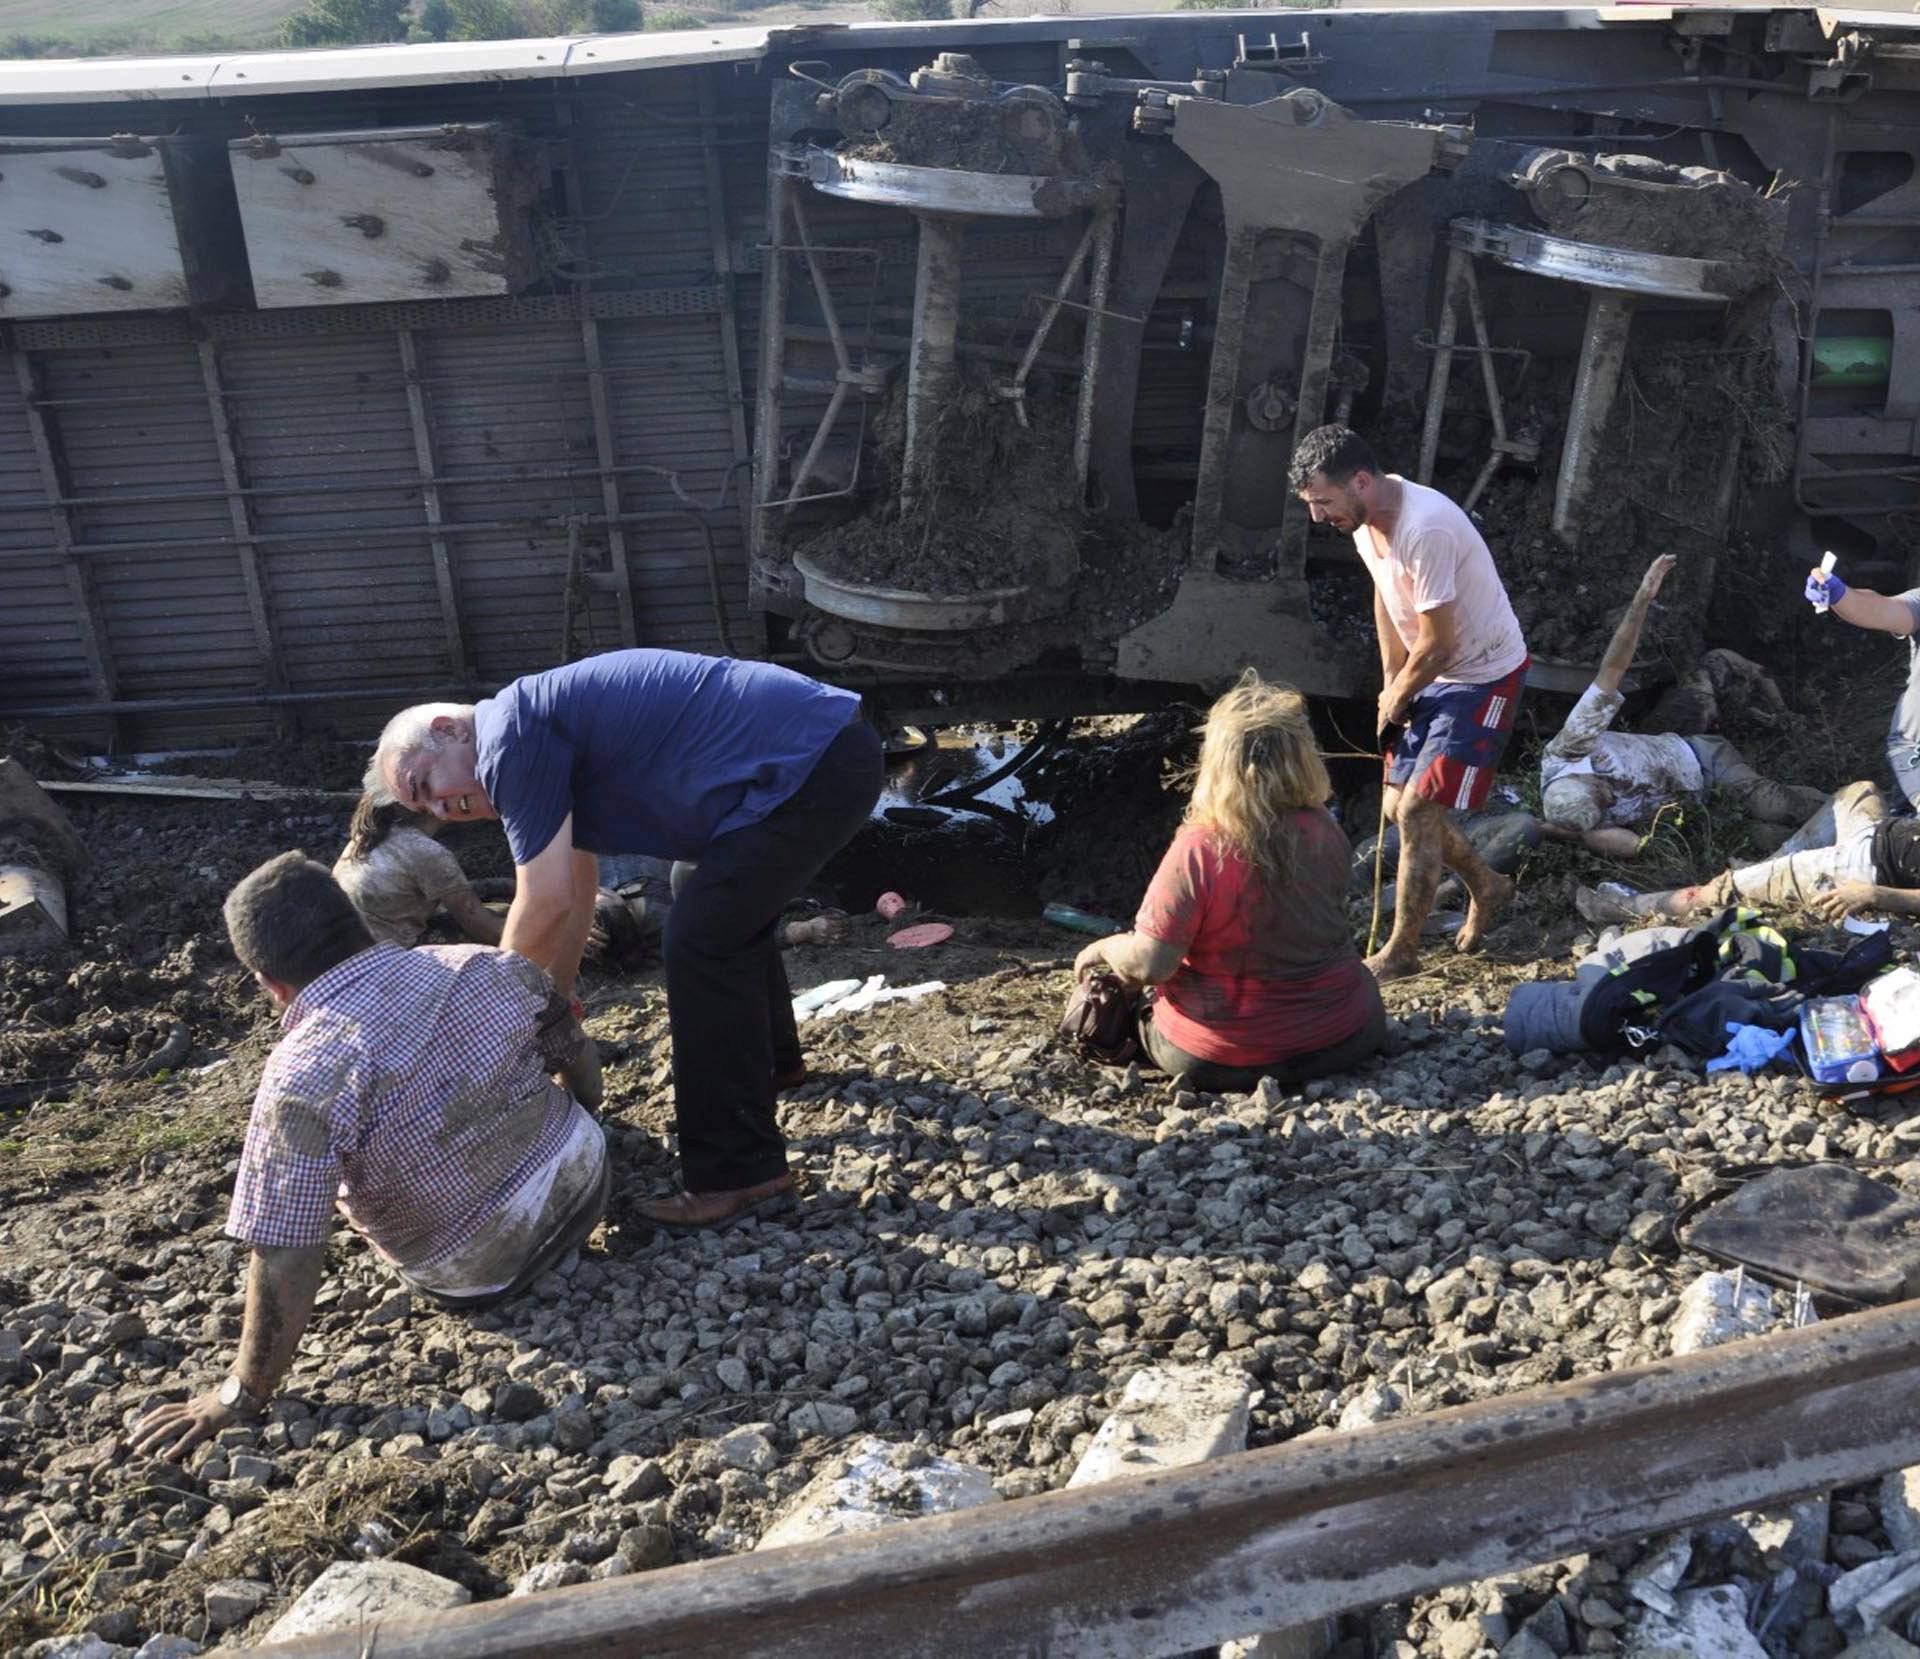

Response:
(888, 922), (953, 949)
(876, 891), (909, 920)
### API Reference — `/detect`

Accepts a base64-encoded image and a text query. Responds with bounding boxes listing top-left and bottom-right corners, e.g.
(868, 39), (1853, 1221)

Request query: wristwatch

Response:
(217, 1373), (270, 1421)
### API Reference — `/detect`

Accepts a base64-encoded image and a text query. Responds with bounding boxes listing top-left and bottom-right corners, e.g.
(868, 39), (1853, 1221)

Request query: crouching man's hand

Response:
(127, 1391), (233, 1462)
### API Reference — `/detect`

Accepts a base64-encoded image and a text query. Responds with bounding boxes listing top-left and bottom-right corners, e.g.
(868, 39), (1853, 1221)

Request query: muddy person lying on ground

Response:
(370, 649), (883, 1234)
(1539, 554), (1827, 857)
(1072, 673), (1387, 1091)
(332, 791), (504, 948)
(122, 853), (606, 1462)
(1576, 779), (1920, 925)
(1291, 424), (1525, 983)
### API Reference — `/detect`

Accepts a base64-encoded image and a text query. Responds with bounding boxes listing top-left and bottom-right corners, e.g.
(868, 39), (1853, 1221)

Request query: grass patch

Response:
(0, 1044), (260, 1196)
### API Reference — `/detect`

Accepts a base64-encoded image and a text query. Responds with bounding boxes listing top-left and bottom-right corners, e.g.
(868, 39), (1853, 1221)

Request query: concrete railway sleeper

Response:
(254, 1299), (1920, 1658)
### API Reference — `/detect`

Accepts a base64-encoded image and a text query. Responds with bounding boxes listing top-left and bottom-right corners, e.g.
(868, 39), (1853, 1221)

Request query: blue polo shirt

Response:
(473, 650), (860, 865)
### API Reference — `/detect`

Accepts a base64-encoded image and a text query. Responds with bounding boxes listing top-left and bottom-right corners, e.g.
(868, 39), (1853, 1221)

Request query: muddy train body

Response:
(0, 7), (1911, 743)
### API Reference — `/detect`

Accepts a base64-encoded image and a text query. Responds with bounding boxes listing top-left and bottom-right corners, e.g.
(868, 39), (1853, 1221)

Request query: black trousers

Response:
(664, 716), (884, 1190)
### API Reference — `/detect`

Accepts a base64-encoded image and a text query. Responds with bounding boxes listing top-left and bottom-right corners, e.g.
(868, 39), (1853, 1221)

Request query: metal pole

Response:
(397, 328), (470, 683)
(1007, 215), (1101, 425)
(1417, 243), (1469, 485)
(785, 382), (851, 507)
(902, 214), (967, 518)
(580, 316), (640, 647)
(1553, 287), (1637, 543)
(1073, 207), (1117, 491)
(752, 173), (794, 570)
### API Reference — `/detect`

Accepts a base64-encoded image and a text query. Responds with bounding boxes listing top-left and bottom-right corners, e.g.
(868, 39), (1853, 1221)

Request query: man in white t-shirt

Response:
(1541, 553), (1825, 855)
(1291, 425), (1529, 981)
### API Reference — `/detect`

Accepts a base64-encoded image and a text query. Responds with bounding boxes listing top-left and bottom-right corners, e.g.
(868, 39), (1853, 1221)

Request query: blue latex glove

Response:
(1805, 568), (1848, 608)
(1705, 1021), (1798, 1073)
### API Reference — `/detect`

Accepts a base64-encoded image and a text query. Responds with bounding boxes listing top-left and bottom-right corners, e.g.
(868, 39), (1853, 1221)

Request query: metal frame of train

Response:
(0, 5), (1913, 746)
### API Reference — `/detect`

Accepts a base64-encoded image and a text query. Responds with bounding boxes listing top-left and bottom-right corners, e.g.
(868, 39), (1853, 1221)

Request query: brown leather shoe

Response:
(635, 1174), (797, 1232)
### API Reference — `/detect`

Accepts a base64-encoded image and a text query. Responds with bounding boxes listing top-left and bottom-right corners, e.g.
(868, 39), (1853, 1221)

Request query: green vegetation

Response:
(0, 0), (650, 56)
(282, 0), (408, 46)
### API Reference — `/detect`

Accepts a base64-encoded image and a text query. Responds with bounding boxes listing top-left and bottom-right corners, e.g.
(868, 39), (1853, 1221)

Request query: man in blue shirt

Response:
(369, 650), (883, 1229)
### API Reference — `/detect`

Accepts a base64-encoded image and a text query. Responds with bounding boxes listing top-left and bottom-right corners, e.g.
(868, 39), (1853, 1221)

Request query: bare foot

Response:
(1365, 947), (1422, 984)
(1455, 872), (1515, 953)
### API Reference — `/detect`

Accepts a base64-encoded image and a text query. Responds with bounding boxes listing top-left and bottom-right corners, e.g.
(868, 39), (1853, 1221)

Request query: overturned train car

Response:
(0, 6), (1912, 745)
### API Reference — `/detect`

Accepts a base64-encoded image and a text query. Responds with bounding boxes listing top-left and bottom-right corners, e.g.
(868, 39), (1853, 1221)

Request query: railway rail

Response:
(251, 1297), (1920, 1658)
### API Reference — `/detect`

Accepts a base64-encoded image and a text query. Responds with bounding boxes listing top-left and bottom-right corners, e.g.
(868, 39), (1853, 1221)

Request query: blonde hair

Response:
(1183, 671), (1330, 890)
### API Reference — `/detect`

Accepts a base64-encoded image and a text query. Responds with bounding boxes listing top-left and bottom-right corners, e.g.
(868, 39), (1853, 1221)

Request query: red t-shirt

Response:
(1134, 813), (1374, 1068)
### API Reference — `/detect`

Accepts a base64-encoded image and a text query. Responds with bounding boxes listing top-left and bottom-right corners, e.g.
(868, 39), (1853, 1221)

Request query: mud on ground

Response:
(1422, 308), (1792, 666)
(6, 712), (1920, 1656)
(797, 370), (1085, 598)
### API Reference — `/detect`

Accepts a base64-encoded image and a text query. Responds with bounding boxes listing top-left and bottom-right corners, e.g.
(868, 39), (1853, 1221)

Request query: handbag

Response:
(1059, 970), (1142, 1064)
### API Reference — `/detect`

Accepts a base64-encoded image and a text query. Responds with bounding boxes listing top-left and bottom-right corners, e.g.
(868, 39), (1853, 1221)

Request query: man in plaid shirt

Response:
(127, 852), (607, 1462)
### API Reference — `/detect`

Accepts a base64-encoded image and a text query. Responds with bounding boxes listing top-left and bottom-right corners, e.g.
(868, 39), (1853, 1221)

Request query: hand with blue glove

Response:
(1805, 566), (1848, 609)
(1705, 1021), (1798, 1074)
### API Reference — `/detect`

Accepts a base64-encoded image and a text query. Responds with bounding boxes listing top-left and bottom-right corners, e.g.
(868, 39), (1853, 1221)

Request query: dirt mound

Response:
(149, 734), (370, 794)
(1535, 161), (1788, 292)
(798, 373), (1084, 598)
(1433, 322), (1786, 665)
(842, 99), (1084, 177)
(0, 793), (350, 1137)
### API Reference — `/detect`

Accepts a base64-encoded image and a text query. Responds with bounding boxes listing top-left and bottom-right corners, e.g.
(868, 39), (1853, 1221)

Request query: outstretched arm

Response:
(126, 1243), (325, 1461)
(1593, 554), (1676, 698)
(1074, 932), (1184, 987)
(440, 882), (506, 946)
(1830, 584), (1920, 635)
(1811, 881), (1920, 921)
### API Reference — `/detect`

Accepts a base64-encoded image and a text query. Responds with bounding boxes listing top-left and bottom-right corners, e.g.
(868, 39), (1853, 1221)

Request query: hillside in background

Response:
(1, 0), (307, 51)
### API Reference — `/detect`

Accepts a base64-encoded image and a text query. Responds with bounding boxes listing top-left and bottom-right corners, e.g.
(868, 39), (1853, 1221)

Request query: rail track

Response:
(250, 1298), (1920, 1658)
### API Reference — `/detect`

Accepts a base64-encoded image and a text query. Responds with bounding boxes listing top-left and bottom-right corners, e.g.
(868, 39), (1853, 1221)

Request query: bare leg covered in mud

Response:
(1368, 789), (1515, 982)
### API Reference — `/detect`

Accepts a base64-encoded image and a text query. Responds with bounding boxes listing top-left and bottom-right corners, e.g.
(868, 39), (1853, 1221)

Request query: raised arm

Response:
(1593, 554), (1676, 698)
(126, 1243), (326, 1461)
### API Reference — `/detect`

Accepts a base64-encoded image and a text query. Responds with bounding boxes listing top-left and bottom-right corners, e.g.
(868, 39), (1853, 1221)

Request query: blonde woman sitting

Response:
(1073, 673), (1386, 1092)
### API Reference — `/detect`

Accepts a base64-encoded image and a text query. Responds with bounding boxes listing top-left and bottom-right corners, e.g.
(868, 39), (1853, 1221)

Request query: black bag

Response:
(1679, 1163), (1920, 1307)
(1059, 971), (1142, 1064)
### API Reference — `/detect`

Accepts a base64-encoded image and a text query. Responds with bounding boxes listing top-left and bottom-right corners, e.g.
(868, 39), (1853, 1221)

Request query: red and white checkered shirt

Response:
(226, 943), (577, 1272)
